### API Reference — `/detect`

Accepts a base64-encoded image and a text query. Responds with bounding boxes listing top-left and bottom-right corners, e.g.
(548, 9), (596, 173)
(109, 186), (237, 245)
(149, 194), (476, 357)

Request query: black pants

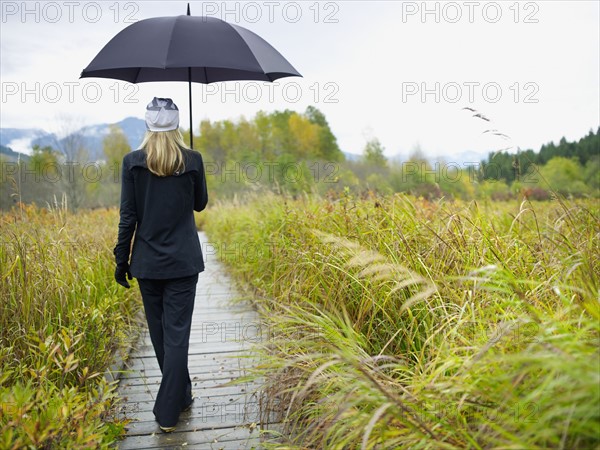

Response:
(137, 273), (198, 427)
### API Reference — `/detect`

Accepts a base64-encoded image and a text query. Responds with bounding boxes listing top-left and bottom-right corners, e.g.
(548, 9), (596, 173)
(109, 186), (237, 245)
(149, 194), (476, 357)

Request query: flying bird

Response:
(484, 129), (510, 139)
(461, 107), (490, 121)
(473, 113), (490, 122)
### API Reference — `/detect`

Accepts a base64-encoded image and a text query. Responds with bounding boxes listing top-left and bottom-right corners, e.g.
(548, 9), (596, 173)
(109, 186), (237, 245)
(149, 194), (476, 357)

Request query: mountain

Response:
(0, 144), (30, 162)
(57, 117), (147, 160)
(343, 151), (361, 162)
(0, 117), (146, 161)
(432, 150), (488, 166)
(386, 150), (487, 166)
(0, 128), (51, 157)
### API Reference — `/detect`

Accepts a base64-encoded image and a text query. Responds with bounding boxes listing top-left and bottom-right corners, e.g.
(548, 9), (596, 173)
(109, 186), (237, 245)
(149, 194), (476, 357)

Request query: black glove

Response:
(115, 263), (132, 288)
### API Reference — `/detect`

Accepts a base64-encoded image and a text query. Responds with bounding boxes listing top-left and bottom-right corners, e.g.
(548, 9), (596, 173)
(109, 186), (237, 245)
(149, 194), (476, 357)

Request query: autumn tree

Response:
(539, 157), (587, 196)
(305, 105), (343, 161)
(363, 138), (387, 168)
(101, 125), (132, 206)
(103, 124), (131, 168)
(48, 116), (89, 211)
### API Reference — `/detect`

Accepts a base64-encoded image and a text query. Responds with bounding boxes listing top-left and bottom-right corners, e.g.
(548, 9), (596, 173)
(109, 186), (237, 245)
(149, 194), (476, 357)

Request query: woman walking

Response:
(113, 97), (208, 432)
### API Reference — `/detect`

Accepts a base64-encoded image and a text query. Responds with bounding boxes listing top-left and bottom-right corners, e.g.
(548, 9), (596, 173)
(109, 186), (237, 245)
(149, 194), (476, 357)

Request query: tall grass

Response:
(203, 192), (599, 449)
(0, 200), (142, 448)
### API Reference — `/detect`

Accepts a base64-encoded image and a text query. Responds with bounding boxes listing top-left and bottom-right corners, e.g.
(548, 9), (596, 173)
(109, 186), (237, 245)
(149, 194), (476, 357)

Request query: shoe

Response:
(182, 396), (195, 412)
(159, 425), (176, 433)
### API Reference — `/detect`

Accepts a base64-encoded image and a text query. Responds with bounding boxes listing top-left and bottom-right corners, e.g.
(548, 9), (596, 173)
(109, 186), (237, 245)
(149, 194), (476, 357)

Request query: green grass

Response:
(203, 192), (599, 449)
(0, 200), (142, 448)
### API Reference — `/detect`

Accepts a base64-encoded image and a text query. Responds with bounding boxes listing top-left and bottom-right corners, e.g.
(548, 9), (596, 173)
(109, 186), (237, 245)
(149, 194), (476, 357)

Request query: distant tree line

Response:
(186, 114), (599, 201)
(478, 128), (599, 199)
(0, 109), (598, 210)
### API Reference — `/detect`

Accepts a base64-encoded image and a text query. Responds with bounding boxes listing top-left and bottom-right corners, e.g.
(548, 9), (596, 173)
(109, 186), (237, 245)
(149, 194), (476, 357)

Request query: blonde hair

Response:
(139, 129), (187, 177)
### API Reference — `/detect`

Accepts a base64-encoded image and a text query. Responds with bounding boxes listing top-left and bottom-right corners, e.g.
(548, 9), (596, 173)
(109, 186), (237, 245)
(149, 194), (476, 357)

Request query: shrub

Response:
(0, 201), (141, 448)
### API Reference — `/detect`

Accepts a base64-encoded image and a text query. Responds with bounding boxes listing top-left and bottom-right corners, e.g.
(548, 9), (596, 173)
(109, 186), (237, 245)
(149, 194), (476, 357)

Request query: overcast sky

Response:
(1, 1), (598, 159)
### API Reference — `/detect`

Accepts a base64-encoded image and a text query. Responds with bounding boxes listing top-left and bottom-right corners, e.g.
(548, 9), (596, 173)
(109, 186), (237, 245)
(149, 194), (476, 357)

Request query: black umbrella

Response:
(80, 4), (301, 148)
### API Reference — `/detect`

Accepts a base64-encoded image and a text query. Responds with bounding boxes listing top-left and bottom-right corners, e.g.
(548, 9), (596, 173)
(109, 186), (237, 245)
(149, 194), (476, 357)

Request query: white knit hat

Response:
(145, 97), (179, 132)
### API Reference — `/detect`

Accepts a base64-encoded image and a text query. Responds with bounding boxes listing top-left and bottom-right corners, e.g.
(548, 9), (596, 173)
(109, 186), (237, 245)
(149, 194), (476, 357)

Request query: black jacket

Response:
(113, 148), (208, 279)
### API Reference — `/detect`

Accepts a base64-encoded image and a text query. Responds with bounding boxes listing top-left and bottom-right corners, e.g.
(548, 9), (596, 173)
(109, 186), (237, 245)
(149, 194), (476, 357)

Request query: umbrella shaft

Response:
(188, 68), (193, 150)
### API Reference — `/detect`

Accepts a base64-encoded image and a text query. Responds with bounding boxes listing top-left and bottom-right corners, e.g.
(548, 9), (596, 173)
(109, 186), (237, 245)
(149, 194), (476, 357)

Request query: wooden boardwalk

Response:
(116, 232), (274, 450)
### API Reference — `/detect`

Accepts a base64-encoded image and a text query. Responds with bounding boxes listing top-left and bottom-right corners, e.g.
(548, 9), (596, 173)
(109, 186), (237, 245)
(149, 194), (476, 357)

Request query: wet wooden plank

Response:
(122, 358), (258, 379)
(120, 369), (259, 387)
(117, 425), (270, 450)
(120, 384), (263, 405)
(119, 390), (262, 414)
(116, 232), (276, 449)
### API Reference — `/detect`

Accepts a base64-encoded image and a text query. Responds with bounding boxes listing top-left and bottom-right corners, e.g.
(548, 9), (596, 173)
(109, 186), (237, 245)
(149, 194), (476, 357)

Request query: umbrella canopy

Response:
(80, 6), (301, 147)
